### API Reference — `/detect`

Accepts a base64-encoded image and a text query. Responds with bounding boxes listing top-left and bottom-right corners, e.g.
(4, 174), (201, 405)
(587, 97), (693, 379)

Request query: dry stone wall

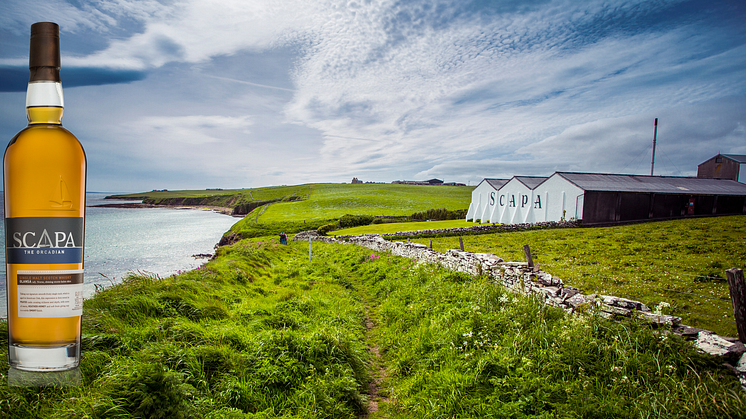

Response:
(294, 230), (746, 390)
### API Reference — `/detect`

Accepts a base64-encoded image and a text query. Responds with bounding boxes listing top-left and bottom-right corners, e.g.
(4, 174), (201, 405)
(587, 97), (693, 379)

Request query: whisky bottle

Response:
(4, 22), (87, 371)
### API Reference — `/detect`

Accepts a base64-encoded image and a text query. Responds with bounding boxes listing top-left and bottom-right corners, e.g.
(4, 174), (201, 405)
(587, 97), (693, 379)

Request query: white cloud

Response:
(3, 0), (744, 189)
(133, 114), (253, 145)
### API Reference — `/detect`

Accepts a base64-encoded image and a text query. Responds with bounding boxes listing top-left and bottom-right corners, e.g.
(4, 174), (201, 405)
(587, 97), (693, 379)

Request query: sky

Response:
(0, 0), (744, 192)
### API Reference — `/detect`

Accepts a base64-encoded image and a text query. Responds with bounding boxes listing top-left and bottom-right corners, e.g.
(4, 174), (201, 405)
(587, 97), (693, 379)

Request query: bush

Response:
(338, 214), (375, 229)
(317, 224), (336, 236)
(411, 208), (467, 221)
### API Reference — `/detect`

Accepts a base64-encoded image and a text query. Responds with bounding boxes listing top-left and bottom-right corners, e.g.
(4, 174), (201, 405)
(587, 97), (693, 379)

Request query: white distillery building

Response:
(465, 178), (509, 223)
(467, 172), (746, 225)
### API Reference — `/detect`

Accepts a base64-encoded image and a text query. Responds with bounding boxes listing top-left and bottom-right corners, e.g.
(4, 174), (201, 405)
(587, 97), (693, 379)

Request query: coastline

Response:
(91, 202), (239, 216)
(1, 198), (239, 319)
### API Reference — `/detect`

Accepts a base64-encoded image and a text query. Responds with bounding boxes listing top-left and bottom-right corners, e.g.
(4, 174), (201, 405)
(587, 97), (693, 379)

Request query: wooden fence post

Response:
(459, 236), (464, 251)
(429, 239), (433, 250)
(523, 244), (534, 269)
(726, 268), (746, 343)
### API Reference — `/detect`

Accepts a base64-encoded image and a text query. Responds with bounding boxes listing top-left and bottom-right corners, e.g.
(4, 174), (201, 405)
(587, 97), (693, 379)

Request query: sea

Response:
(0, 192), (240, 318)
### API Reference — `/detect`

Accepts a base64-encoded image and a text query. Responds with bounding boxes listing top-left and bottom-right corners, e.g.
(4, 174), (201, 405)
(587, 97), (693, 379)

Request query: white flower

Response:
(653, 302), (671, 316)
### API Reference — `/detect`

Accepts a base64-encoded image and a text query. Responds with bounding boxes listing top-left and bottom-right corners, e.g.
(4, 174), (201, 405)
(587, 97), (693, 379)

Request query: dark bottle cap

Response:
(29, 22), (61, 82)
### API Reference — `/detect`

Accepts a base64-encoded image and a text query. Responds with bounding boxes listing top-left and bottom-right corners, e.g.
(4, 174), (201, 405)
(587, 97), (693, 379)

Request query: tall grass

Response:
(0, 241), (370, 418)
(1, 239), (742, 418)
(340, 243), (745, 418)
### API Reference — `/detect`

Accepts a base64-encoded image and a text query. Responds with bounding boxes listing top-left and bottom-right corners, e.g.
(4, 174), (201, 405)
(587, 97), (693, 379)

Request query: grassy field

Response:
(108, 185), (743, 336)
(1, 240), (742, 418)
(325, 210), (745, 338)
(260, 183), (472, 223)
(330, 220), (491, 236)
(398, 215), (745, 337)
(225, 183), (473, 240)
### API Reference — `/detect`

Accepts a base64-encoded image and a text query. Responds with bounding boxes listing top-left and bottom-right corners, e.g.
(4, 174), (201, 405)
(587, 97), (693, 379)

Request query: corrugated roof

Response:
(723, 154), (746, 164)
(485, 178), (510, 189)
(557, 172), (746, 195)
(514, 176), (549, 189)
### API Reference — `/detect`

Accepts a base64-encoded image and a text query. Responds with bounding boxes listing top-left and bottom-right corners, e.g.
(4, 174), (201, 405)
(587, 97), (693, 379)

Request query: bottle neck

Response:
(26, 80), (64, 124)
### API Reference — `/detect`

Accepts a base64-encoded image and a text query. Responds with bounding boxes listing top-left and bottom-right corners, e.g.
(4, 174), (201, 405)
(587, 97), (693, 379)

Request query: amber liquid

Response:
(4, 106), (86, 348)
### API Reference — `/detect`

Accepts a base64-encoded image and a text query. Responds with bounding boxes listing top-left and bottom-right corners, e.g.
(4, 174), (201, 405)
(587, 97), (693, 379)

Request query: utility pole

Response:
(650, 118), (658, 176)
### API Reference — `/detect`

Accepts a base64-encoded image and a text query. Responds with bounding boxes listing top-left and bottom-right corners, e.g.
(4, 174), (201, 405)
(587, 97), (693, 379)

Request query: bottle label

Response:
(16, 270), (84, 318)
(5, 217), (84, 264)
(26, 81), (64, 107)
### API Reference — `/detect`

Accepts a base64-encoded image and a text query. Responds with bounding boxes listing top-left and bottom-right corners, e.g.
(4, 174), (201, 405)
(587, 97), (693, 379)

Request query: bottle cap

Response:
(29, 22), (61, 82)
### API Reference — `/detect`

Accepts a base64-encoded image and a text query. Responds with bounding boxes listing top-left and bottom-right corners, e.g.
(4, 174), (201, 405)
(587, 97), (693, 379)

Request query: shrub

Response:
(411, 208), (467, 221)
(318, 223), (336, 236)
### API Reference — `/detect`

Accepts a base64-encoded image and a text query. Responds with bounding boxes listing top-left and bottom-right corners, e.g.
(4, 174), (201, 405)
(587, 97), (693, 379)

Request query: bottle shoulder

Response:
(7, 124), (82, 149)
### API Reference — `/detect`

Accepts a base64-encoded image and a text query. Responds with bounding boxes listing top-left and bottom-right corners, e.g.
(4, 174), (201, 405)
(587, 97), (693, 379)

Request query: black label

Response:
(5, 217), (84, 264)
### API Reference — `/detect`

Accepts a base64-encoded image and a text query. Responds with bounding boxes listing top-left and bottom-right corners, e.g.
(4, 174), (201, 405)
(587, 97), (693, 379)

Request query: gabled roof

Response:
(485, 178), (510, 189)
(513, 176), (549, 190)
(723, 154), (746, 164)
(556, 172), (746, 195)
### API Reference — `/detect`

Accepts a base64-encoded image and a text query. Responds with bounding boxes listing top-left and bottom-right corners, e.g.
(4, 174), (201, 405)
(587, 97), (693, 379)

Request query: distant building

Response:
(697, 154), (746, 183)
(351, 177), (363, 184)
(391, 178), (465, 186)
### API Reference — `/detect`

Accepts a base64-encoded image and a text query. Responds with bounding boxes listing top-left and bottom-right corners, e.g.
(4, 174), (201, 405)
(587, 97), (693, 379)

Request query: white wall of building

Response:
(739, 164), (746, 184)
(466, 180), (498, 221)
(533, 173), (586, 222)
(492, 178), (535, 224)
(467, 174), (587, 224)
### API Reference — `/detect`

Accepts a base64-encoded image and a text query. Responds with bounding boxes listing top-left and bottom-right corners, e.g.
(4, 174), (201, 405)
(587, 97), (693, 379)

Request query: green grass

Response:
(331, 220), (491, 236)
(105, 184), (745, 336)
(224, 183), (472, 239)
(355, 250), (745, 418)
(1, 241), (371, 418)
(109, 183), (473, 239)
(260, 183), (472, 223)
(107, 189), (246, 199)
(246, 184), (313, 201)
(395, 215), (746, 337)
(2, 240), (743, 418)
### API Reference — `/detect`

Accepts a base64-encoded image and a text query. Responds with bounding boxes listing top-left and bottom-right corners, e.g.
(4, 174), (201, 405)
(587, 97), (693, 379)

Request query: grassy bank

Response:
(1, 240), (743, 417)
(330, 220), (492, 236)
(1, 241), (371, 418)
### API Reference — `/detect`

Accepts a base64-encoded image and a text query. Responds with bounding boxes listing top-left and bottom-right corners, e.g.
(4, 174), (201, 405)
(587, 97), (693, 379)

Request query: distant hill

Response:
(108, 183), (474, 240)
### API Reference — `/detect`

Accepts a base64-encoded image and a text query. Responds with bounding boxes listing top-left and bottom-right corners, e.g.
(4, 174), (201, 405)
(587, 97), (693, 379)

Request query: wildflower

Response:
(653, 301), (671, 316)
